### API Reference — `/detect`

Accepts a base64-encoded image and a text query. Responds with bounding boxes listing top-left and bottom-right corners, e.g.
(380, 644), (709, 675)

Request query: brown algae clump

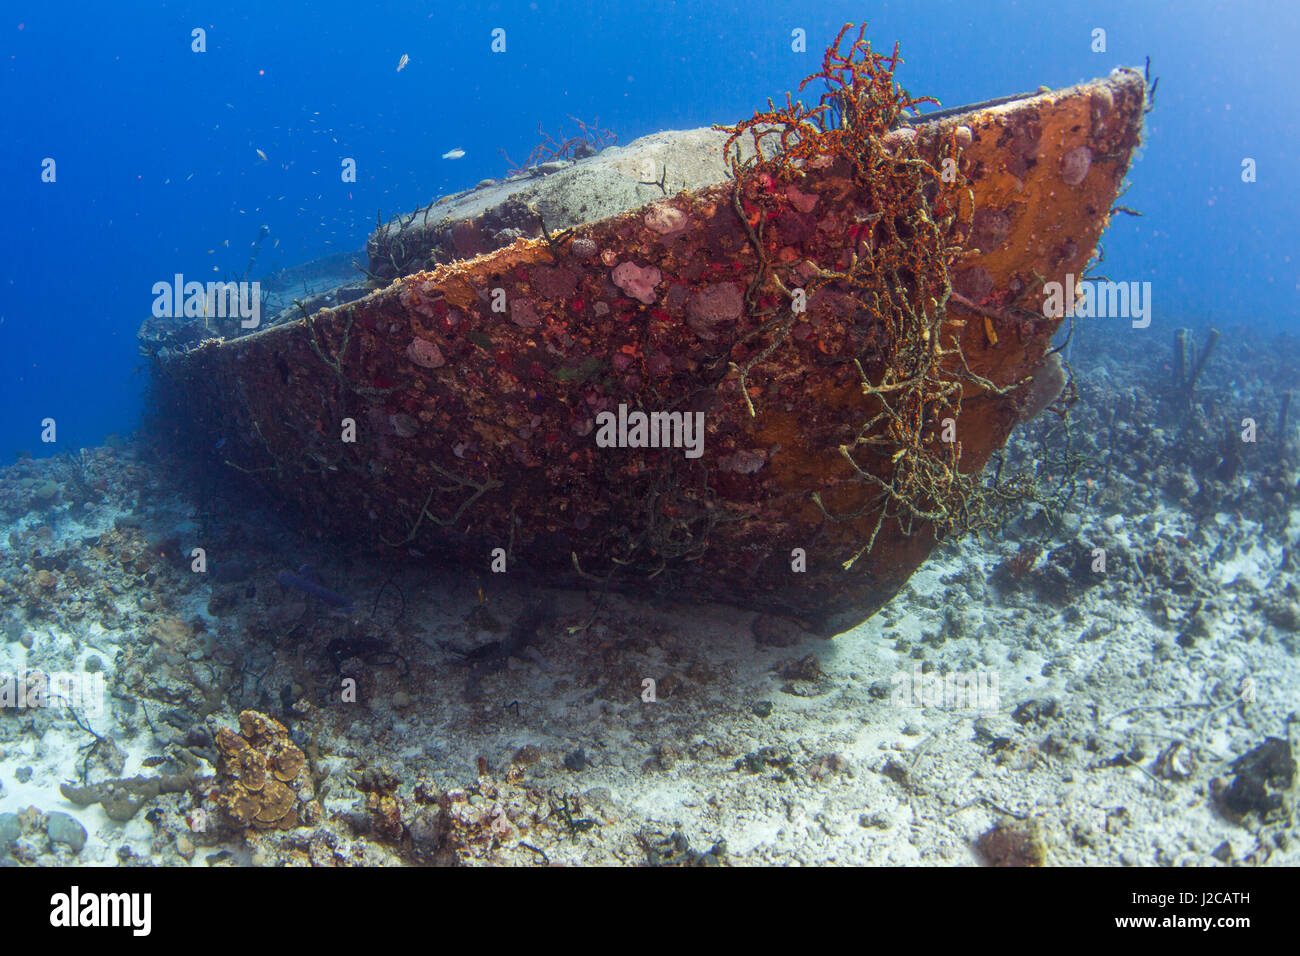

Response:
(714, 23), (1006, 568)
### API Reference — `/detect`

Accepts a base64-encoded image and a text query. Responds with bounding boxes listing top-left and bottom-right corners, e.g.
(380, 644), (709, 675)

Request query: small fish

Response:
(277, 564), (353, 612)
(255, 148), (268, 162)
(442, 147), (465, 160)
(396, 53), (409, 72)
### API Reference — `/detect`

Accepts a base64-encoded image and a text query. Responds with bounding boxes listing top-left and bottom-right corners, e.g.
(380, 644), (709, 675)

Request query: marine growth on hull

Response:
(145, 25), (1146, 633)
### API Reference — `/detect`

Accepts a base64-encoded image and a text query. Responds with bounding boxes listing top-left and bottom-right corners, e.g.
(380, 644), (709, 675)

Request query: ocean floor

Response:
(1, 321), (1297, 866)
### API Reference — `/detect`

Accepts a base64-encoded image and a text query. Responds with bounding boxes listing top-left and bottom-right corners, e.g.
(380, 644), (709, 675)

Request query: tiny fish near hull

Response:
(144, 67), (1146, 635)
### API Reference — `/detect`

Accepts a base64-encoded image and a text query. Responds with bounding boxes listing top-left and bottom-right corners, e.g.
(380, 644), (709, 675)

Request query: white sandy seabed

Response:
(0, 498), (1296, 866)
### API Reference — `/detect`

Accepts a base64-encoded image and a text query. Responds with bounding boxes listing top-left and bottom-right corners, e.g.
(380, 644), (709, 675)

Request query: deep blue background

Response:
(1, 0), (1296, 456)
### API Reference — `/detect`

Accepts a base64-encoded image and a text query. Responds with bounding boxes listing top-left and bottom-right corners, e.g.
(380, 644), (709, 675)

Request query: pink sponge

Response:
(611, 261), (661, 304)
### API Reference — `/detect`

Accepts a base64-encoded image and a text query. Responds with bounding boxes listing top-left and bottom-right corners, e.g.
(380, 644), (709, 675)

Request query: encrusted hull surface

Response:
(149, 70), (1145, 633)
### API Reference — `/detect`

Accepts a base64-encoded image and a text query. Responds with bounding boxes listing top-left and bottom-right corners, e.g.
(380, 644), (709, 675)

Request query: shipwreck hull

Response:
(149, 69), (1146, 634)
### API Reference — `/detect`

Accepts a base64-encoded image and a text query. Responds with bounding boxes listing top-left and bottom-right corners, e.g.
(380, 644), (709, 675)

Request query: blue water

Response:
(1, 0), (1296, 456)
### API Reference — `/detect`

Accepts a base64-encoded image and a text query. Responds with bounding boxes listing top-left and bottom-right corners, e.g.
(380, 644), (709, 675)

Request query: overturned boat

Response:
(142, 30), (1147, 634)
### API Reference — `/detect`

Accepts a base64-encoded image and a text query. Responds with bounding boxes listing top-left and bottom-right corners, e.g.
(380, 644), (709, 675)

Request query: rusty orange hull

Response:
(148, 70), (1146, 634)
